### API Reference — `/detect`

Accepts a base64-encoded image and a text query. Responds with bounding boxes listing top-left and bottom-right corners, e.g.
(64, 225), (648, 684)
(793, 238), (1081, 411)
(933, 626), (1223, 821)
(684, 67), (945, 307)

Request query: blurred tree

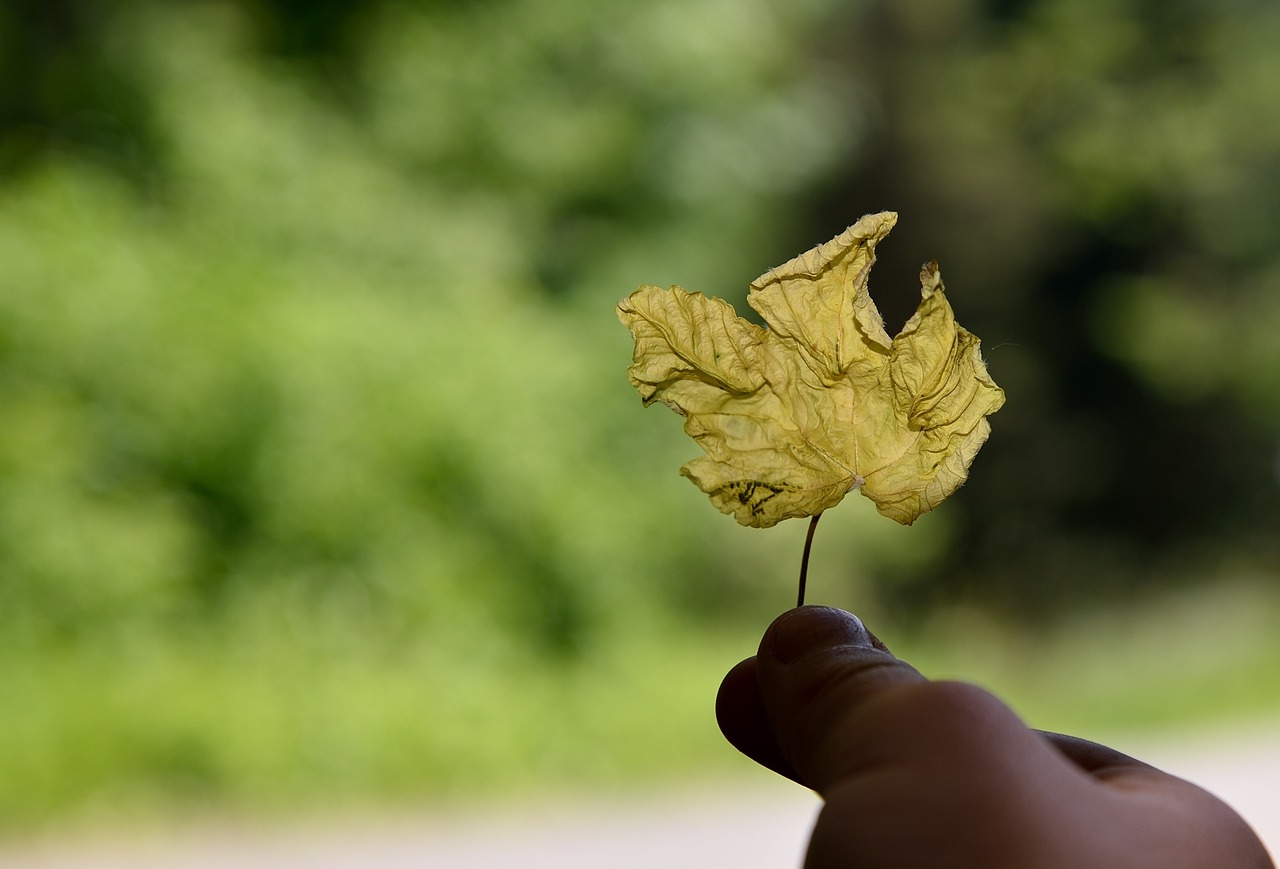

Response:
(0, 0), (1278, 823)
(0, 0), (158, 179)
(0, 0), (873, 689)
(1, 0), (1278, 638)
(787, 0), (1280, 613)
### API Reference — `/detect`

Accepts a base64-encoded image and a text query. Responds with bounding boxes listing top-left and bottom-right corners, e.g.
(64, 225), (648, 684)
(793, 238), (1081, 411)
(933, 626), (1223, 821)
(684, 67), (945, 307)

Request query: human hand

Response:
(716, 606), (1273, 868)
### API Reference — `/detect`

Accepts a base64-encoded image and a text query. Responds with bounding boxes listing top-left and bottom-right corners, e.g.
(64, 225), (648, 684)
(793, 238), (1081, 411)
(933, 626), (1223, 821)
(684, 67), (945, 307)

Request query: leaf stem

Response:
(796, 512), (822, 608)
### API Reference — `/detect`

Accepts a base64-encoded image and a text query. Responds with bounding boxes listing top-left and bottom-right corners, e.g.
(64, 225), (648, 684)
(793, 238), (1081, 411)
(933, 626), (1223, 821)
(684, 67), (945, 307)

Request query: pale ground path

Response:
(2, 720), (1276, 868)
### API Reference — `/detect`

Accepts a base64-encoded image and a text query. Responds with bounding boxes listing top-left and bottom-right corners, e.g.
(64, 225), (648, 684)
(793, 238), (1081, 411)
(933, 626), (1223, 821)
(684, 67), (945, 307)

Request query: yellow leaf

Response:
(616, 212), (1004, 527)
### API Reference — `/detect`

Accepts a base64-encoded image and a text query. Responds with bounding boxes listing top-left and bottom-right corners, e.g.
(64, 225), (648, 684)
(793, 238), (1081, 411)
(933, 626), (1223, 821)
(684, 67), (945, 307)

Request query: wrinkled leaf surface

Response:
(617, 212), (1004, 527)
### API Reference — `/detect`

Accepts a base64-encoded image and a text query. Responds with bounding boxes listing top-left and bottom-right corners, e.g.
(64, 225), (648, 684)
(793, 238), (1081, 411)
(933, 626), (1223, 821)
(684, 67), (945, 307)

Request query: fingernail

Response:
(764, 606), (875, 665)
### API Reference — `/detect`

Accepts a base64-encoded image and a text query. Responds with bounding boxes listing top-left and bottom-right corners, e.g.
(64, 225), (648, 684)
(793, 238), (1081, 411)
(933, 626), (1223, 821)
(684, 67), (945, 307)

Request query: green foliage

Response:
(0, 0), (890, 823)
(1, 0), (1279, 826)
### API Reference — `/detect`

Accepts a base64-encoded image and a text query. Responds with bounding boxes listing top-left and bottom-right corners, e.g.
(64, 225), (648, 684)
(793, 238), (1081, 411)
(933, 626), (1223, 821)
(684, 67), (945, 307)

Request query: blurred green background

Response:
(2, 0), (1279, 832)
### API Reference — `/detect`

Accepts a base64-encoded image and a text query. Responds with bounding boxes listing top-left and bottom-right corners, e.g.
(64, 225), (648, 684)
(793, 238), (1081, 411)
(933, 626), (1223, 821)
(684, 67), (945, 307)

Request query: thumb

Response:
(720, 607), (1068, 796)
(751, 606), (930, 793)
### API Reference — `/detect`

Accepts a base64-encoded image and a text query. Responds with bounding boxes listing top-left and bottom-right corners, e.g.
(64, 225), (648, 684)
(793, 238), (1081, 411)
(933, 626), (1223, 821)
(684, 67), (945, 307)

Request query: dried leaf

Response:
(617, 212), (1004, 527)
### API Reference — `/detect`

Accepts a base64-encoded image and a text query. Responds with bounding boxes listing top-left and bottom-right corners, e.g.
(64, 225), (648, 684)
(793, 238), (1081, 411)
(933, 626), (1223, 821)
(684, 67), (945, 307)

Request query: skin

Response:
(716, 606), (1275, 869)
